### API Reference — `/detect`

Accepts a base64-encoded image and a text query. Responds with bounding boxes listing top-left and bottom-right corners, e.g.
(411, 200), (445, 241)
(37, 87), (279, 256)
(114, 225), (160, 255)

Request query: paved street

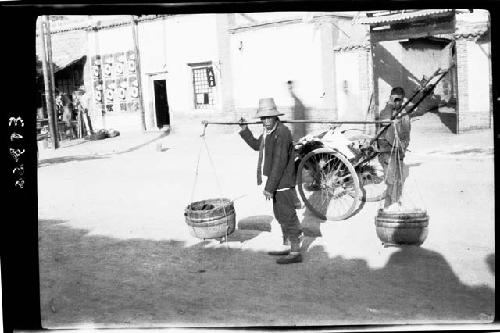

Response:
(37, 114), (495, 328)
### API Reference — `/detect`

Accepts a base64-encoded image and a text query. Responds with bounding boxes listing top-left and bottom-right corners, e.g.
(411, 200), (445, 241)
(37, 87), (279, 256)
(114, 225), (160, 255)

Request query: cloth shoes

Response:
(267, 237), (291, 255)
(267, 248), (291, 256)
(276, 252), (302, 264)
(276, 236), (303, 264)
(269, 236), (304, 264)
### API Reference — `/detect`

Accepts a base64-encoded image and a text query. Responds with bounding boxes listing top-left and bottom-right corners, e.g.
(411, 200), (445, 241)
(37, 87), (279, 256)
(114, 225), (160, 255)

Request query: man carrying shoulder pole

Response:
(239, 98), (303, 264)
(376, 87), (411, 209)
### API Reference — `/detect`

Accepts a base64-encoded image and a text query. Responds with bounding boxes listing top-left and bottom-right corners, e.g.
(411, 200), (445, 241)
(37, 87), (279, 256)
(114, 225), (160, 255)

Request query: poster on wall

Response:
(91, 55), (102, 80)
(126, 50), (136, 75)
(114, 52), (126, 77)
(93, 80), (103, 103)
(102, 54), (114, 79)
(128, 75), (139, 100)
(115, 77), (128, 103)
(127, 101), (140, 113)
(104, 79), (116, 112)
(91, 55), (104, 114)
(91, 51), (139, 114)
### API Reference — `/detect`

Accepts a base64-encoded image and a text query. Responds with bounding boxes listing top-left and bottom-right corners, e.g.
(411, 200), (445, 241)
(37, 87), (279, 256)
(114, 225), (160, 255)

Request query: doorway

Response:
(153, 79), (170, 128)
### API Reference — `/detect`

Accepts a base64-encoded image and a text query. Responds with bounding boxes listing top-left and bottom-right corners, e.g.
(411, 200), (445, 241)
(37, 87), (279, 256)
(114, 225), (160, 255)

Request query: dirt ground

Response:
(37, 112), (495, 328)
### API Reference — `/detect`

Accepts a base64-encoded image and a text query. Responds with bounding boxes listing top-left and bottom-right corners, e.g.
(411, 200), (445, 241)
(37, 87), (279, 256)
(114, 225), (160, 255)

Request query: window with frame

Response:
(189, 62), (216, 109)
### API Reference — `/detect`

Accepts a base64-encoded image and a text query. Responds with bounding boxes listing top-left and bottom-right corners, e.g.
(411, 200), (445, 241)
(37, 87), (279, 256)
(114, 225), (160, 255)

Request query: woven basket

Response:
(375, 209), (429, 246)
(185, 198), (235, 239)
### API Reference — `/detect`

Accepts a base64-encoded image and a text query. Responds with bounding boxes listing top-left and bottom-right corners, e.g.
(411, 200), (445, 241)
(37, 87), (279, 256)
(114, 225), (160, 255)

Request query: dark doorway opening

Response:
(154, 80), (170, 128)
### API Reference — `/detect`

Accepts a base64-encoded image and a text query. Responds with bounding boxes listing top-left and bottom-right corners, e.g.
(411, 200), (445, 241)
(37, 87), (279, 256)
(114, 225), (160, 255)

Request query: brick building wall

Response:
(455, 37), (491, 132)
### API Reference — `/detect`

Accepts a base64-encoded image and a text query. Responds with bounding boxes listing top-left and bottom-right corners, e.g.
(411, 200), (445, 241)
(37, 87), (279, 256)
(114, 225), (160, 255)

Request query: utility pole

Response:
(39, 16), (59, 149)
(93, 20), (106, 129)
(131, 15), (146, 132)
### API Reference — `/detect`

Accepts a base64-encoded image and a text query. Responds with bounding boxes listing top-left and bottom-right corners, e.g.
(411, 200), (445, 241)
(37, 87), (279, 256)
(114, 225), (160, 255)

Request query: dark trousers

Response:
(273, 189), (302, 252)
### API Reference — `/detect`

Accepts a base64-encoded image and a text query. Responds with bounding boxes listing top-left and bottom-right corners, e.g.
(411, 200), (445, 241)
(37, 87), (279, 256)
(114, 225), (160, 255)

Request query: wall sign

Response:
(206, 67), (216, 87)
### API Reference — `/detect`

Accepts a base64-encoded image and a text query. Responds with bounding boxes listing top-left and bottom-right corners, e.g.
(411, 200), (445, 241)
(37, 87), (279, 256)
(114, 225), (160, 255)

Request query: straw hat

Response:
(254, 97), (284, 118)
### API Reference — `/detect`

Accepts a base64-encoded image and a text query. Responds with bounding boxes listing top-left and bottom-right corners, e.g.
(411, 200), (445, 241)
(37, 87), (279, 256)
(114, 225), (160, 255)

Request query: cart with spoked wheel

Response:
(292, 66), (452, 220)
(293, 124), (386, 221)
(201, 66), (452, 222)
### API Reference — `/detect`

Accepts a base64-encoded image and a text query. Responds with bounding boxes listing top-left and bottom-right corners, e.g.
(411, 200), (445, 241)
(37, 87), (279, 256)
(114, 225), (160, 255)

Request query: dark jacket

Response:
(240, 122), (296, 193)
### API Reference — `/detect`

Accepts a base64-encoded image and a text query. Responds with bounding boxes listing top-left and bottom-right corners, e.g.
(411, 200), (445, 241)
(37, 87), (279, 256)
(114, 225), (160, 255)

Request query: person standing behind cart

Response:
(239, 97), (303, 264)
(377, 87), (411, 209)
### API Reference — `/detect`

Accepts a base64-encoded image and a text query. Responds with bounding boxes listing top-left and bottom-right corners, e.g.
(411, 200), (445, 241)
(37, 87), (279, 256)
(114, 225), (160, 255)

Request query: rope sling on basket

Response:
(374, 118), (429, 247)
(184, 128), (236, 241)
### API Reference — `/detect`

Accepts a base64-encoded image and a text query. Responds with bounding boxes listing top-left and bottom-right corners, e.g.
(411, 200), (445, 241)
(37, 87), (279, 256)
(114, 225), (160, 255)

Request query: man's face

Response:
(390, 94), (404, 111)
(261, 116), (278, 131)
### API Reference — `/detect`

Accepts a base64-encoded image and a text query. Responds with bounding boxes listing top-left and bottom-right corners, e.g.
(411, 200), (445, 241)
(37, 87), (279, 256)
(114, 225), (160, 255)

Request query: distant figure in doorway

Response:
(55, 91), (64, 121)
(377, 87), (411, 209)
(239, 97), (303, 264)
(287, 80), (307, 141)
(61, 93), (76, 139)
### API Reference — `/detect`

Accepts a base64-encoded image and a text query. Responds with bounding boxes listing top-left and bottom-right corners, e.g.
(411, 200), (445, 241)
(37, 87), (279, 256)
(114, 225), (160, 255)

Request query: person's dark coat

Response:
(240, 122), (296, 193)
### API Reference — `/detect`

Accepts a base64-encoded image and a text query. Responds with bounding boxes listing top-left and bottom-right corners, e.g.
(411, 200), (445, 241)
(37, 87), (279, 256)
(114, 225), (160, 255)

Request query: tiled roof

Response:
(333, 44), (370, 52)
(454, 26), (489, 39)
(34, 15), (169, 74)
(455, 11), (490, 38)
(36, 29), (87, 72)
(354, 9), (454, 25)
(36, 15), (168, 34)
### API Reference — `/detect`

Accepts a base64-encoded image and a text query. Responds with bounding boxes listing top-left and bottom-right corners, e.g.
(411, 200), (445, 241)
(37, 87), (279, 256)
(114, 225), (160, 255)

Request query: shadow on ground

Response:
(39, 219), (494, 328)
(38, 132), (168, 168)
(425, 148), (494, 156)
(236, 215), (273, 232)
(486, 254), (495, 275)
(38, 154), (110, 167)
(114, 131), (169, 155)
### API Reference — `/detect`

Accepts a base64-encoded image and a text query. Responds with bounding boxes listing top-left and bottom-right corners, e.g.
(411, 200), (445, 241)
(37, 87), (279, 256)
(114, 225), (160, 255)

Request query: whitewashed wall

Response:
(87, 24), (137, 131)
(94, 24), (134, 54)
(334, 49), (371, 121)
(230, 22), (324, 116)
(141, 14), (220, 130)
(88, 15), (220, 131)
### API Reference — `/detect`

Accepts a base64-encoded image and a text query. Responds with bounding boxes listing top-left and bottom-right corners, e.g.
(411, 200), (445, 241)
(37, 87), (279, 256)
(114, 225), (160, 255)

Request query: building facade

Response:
(355, 9), (491, 133)
(36, 10), (491, 137)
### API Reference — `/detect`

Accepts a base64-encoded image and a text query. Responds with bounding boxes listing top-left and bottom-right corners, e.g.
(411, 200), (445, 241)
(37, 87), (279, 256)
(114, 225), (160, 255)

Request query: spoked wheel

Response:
(297, 148), (361, 221)
(348, 134), (386, 202)
(357, 157), (386, 202)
